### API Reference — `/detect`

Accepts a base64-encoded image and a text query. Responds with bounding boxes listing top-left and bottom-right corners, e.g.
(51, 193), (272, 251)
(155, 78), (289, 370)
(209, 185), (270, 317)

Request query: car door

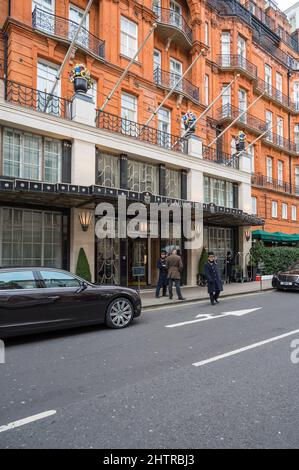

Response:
(0, 269), (49, 335)
(38, 270), (104, 324)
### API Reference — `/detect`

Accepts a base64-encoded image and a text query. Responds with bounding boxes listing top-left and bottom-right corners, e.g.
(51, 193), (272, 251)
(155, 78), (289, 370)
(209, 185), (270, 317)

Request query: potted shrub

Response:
(197, 247), (208, 286)
(76, 247), (92, 282)
(69, 64), (92, 94)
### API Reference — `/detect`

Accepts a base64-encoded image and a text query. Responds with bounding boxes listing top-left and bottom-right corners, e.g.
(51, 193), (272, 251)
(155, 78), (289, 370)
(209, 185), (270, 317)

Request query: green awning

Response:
(252, 230), (299, 242)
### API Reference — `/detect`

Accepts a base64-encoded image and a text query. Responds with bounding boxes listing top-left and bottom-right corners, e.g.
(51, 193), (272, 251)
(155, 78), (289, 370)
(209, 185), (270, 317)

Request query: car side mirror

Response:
(77, 281), (88, 293)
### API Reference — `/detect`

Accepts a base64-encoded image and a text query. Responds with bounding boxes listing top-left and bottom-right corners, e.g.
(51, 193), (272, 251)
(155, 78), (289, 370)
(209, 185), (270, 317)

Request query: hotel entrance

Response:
(128, 238), (148, 286)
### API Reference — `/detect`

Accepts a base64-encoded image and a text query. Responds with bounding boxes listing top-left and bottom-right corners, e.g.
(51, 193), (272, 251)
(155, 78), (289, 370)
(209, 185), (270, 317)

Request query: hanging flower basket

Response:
(69, 64), (92, 94)
(182, 110), (197, 133)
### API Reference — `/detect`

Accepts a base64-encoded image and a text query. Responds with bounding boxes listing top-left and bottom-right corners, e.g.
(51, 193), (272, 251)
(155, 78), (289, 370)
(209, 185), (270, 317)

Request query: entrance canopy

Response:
(252, 230), (299, 243)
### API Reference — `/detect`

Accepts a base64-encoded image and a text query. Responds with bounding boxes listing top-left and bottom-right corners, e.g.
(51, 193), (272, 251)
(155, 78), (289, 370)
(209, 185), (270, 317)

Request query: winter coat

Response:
(157, 258), (168, 282)
(204, 261), (223, 293)
(166, 254), (183, 280)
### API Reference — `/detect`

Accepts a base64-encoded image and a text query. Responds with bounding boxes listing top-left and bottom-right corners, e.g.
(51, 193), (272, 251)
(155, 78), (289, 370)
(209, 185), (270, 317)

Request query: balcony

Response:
(32, 7), (105, 60)
(244, 1), (275, 30)
(254, 77), (296, 112)
(276, 27), (299, 53)
(262, 131), (298, 154)
(217, 104), (267, 134)
(252, 173), (296, 195)
(252, 29), (297, 70)
(96, 110), (188, 154)
(154, 67), (199, 104)
(217, 54), (257, 80)
(152, 5), (192, 50)
(202, 145), (239, 169)
(5, 80), (72, 119)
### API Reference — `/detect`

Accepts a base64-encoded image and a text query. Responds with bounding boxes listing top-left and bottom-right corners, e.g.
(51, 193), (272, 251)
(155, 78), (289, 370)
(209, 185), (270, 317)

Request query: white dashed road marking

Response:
(0, 410), (57, 433)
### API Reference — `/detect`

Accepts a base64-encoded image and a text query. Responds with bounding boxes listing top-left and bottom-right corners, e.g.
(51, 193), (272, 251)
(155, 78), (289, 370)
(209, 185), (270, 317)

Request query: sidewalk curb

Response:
(143, 287), (273, 310)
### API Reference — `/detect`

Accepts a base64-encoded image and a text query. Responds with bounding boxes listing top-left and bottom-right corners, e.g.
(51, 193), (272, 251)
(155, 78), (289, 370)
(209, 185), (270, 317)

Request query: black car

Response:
(0, 267), (141, 338)
(272, 262), (299, 291)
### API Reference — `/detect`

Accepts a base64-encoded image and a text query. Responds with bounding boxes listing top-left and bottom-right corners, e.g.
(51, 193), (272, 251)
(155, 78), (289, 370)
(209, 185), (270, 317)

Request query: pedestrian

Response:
(204, 251), (223, 305)
(155, 250), (168, 298)
(166, 249), (186, 301)
(224, 251), (234, 283)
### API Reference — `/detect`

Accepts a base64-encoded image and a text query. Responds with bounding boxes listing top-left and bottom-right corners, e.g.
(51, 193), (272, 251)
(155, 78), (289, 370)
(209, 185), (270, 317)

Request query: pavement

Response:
(141, 279), (273, 308)
(1, 287), (299, 449)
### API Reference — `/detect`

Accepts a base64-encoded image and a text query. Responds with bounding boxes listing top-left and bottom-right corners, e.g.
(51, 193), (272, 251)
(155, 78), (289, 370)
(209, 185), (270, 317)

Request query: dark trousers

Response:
(169, 278), (183, 299)
(156, 278), (167, 297)
(210, 291), (220, 303)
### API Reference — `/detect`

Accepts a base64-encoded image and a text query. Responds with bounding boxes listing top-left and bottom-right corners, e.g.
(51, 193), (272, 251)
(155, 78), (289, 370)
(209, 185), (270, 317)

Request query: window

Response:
(238, 88), (247, 123)
(154, 49), (161, 83)
(237, 35), (246, 68)
(0, 208), (62, 267)
(292, 205), (297, 221)
(222, 84), (231, 117)
(247, 143), (255, 173)
(221, 32), (230, 66)
(32, 0), (55, 33)
(266, 111), (273, 141)
(3, 127), (62, 183)
(87, 79), (97, 106)
(121, 16), (138, 59)
(290, 16), (296, 32)
(277, 161), (283, 186)
(121, 93), (137, 136)
(252, 197), (257, 215)
(157, 108), (171, 148)
(69, 4), (89, 48)
(170, 0), (182, 29)
(282, 203), (288, 219)
(294, 82), (299, 111)
(295, 124), (299, 152)
(276, 73), (283, 102)
(170, 58), (183, 91)
(295, 166), (299, 195)
(37, 60), (60, 116)
(40, 270), (80, 288)
(204, 176), (235, 208)
(277, 117), (284, 146)
(96, 152), (119, 188)
(204, 75), (209, 106)
(0, 271), (37, 290)
(127, 159), (157, 194)
(265, 65), (272, 95)
(267, 157), (273, 182)
(165, 168), (181, 198)
(204, 22), (209, 46)
(272, 201), (278, 218)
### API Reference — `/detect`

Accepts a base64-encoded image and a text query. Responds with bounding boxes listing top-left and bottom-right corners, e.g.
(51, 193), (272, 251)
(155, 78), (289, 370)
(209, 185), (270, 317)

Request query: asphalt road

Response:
(0, 289), (299, 449)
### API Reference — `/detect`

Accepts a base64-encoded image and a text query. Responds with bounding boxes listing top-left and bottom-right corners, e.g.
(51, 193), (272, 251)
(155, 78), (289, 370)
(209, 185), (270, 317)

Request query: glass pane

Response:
(40, 271), (80, 288)
(0, 271), (36, 290)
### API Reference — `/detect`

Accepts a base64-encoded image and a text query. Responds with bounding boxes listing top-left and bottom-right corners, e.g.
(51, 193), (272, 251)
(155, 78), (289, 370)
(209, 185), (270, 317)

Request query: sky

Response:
(277, 0), (298, 11)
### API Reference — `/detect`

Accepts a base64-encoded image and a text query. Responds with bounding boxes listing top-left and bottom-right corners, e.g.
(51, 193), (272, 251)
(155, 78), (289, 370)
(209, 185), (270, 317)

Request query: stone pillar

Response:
(187, 134), (203, 158)
(239, 151), (252, 174)
(238, 226), (252, 279)
(186, 168), (204, 286)
(71, 93), (96, 127)
(70, 208), (95, 282)
(71, 139), (96, 186)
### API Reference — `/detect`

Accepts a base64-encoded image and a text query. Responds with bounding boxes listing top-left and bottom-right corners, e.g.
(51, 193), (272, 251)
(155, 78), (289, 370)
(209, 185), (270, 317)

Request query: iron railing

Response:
(217, 54), (257, 78)
(263, 130), (298, 153)
(154, 67), (199, 103)
(252, 29), (297, 70)
(153, 5), (192, 43)
(202, 145), (239, 169)
(5, 80), (72, 119)
(217, 104), (267, 133)
(251, 173), (299, 195)
(32, 7), (105, 59)
(96, 110), (188, 153)
(255, 77), (295, 111)
(276, 27), (299, 53)
(244, 1), (275, 30)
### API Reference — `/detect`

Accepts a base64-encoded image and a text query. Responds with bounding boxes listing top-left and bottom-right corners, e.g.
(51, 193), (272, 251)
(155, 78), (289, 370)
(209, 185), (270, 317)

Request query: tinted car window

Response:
(40, 271), (81, 288)
(0, 271), (37, 290)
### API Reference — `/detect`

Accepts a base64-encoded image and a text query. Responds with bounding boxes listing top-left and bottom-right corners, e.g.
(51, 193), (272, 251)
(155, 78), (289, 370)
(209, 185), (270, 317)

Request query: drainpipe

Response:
(3, 32), (8, 100)
(287, 70), (292, 193)
(8, 0), (11, 16)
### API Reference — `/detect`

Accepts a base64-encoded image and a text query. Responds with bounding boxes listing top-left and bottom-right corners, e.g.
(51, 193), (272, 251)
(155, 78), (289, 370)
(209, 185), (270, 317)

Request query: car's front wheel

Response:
(106, 297), (133, 329)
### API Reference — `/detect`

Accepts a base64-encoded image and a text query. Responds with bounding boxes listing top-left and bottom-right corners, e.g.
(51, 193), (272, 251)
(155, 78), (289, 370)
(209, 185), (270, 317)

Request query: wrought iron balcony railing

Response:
(32, 7), (105, 59)
(96, 110), (188, 154)
(217, 54), (257, 78)
(154, 67), (199, 103)
(276, 27), (299, 53)
(5, 80), (72, 119)
(244, 1), (275, 30)
(254, 77), (296, 111)
(252, 29), (297, 70)
(202, 145), (239, 169)
(263, 130), (298, 153)
(217, 104), (267, 133)
(252, 173), (296, 195)
(153, 5), (192, 43)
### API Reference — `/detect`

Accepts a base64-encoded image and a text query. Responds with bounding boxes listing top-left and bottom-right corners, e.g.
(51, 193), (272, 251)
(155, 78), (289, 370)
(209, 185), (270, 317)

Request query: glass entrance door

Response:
(204, 227), (234, 279)
(128, 238), (148, 286)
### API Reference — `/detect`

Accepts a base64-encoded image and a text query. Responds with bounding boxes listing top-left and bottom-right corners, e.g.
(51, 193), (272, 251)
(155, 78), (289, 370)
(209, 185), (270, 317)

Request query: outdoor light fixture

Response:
(78, 211), (93, 232)
(245, 229), (251, 241)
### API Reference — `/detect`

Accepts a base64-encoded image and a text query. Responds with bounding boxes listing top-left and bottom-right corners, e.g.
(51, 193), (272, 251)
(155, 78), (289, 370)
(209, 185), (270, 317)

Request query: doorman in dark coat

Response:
(155, 250), (168, 298)
(224, 251), (234, 283)
(204, 251), (223, 305)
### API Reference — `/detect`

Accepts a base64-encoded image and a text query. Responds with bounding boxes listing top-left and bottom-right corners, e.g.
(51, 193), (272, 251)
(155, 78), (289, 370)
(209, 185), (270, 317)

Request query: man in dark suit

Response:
(204, 251), (223, 305)
(155, 250), (168, 298)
